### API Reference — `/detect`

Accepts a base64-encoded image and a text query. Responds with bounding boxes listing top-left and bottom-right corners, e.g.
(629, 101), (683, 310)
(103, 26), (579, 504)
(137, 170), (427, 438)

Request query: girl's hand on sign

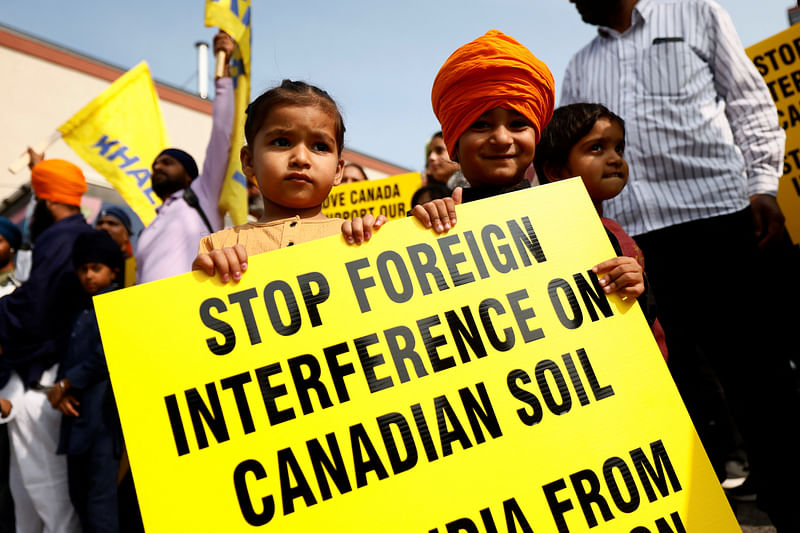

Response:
(592, 256), (645, 299)
(192, 245), (248, 283)
(342, 214), (387, 245)
(411, 187), (462, 233)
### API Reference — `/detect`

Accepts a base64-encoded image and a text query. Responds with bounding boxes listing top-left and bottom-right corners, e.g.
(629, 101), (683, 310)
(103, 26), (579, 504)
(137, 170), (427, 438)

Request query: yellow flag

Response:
(57, 61), (167, 226)
(205, 0), (251, 225)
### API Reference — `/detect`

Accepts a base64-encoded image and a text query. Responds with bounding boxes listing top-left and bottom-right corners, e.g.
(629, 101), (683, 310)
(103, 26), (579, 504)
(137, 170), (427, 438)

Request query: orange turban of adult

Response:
(431, 30), (556, 156)
(30, 159), (87, 207)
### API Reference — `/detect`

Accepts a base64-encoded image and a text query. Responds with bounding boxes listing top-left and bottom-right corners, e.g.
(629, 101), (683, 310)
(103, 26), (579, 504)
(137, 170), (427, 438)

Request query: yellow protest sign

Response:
(322, 172), (422, 221)
(96, 178), (737, 532)
(58, 61), (167, 226)
(747, 26), (800, 243)
(205, 0), (251, 225)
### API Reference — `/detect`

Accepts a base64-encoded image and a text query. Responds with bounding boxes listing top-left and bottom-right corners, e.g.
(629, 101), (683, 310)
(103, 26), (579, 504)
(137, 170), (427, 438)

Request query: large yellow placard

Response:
(96, 178), (737, 532)
(322, 172), (421, 221)
(747, 26), (800, 243)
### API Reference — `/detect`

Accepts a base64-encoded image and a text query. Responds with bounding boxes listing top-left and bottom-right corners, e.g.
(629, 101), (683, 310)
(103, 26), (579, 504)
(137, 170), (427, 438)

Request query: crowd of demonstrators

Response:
(0, 159), (90, 533)
(562, 0), (800, 529)
(1, 2), (799, 532)
(0, 29), (235, 533)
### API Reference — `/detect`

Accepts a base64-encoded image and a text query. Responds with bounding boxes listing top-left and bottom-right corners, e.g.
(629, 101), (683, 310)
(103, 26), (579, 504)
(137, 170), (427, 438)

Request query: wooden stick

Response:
(214, 50), (226, 79)
(7, 130), (62, 174)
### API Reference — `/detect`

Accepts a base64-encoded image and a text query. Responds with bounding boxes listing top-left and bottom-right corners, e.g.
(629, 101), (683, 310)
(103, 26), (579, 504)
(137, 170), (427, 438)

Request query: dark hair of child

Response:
(533, 103), (625, 184)
(244, 79), (346, 154)
(412, 181), (452, 207)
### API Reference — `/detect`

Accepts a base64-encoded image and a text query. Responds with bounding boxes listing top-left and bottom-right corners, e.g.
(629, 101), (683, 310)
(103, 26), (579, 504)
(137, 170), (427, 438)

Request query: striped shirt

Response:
(561, 0), (785, 236)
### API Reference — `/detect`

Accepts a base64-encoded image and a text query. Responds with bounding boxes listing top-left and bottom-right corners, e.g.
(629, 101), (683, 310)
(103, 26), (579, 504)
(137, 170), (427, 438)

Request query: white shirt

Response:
(561, 0), (785, 236)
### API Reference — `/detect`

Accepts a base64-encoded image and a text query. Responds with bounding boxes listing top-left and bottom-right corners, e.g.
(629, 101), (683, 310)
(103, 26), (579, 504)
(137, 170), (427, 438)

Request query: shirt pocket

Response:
(637, 40), (709, 97)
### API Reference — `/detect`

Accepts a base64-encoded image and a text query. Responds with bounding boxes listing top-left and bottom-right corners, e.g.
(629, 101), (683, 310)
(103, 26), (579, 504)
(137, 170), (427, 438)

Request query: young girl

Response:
(534, 102), (667, 360)
(193, 80), (346, 280)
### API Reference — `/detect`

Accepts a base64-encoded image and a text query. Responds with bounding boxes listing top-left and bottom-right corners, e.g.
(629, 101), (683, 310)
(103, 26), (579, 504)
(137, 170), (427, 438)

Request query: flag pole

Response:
(7, 131), (63, 174)
(214, 50), (226, 79)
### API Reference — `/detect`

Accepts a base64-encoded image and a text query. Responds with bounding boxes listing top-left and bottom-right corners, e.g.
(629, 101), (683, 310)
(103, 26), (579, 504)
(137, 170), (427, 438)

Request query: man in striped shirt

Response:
(563, 0), (800, 529)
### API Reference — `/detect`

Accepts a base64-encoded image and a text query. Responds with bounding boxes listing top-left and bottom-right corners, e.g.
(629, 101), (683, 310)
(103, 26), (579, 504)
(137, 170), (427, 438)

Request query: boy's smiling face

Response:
(241, 104), (344, 221)
(454, 107), (537, 189)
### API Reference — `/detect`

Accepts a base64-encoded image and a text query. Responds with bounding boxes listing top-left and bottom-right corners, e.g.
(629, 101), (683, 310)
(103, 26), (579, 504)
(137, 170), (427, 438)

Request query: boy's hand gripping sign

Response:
(96, 178), (738, 532)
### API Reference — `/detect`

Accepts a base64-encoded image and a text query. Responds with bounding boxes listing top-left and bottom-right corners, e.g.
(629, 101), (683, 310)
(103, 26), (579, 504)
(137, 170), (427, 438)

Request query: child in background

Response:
(425, 131), (464, 189)
(347, 30), (644, 299)
(47, 229), (125, 532)
(193, 80), (346, 280)
(411, 181), (452, 208)
(533, 103), (667, 359)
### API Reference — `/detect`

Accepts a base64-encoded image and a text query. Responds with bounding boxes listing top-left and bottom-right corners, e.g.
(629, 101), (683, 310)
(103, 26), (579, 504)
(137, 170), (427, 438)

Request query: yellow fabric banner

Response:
(95, 179), (738, 532)
(322, 172), (422, 221)
(747, 26), (800, 244)
(57, 61), (167, 226)
(205, 0), (251, 225)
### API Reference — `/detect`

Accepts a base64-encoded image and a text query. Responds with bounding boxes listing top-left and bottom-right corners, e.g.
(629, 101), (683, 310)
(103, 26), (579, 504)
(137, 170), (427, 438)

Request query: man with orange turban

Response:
(0, 157), (88, 533)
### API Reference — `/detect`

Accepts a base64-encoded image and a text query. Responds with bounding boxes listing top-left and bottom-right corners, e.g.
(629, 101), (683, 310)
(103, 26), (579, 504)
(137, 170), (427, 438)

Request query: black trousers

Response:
(67, 429), (120, 533)
(635, 208), (800, 527)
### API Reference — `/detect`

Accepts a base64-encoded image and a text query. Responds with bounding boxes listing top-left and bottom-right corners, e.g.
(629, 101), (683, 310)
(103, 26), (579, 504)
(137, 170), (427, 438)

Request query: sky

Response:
(0, 0), (795, 173)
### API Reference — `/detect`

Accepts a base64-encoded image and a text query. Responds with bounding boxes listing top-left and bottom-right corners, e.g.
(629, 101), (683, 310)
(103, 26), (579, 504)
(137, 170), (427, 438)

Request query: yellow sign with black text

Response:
(747, 26), (800, 243)
(322, 172), (421, 221)
(96, 179), (738, 532)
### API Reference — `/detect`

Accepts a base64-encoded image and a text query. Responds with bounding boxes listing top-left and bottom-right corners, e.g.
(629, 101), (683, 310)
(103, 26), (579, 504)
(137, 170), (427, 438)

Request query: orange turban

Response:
(431, 30), (556, 156)
(31, 159), (87, 207)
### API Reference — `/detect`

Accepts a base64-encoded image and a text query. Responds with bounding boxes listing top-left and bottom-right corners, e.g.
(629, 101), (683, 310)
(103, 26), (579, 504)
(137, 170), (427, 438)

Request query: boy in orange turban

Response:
(344, 30), (643, 298)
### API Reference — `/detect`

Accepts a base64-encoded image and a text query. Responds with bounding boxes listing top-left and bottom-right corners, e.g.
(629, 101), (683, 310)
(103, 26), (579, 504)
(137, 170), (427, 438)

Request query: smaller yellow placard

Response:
(322, 172), (421, 221)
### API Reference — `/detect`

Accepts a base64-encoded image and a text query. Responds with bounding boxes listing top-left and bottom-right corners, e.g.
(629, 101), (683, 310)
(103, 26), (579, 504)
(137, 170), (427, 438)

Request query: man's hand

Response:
(750, 194), (786, 249)
(27, 147), (44, 170)
(213, 31), (235, 77)
(47, 378), (71, 408)
(56, 394), (80, 417)
(0, 398), (12, 419)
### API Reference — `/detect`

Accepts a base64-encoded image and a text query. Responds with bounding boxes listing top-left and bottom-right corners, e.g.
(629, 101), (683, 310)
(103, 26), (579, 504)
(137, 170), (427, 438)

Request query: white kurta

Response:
(0, 364), (80, 533)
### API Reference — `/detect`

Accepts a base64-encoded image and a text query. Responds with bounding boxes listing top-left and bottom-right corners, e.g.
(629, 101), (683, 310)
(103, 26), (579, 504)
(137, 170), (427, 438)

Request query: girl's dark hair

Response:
(411, 181), (452, 207)
(244, 80), (346, 155)
(533, 103), (625, 184)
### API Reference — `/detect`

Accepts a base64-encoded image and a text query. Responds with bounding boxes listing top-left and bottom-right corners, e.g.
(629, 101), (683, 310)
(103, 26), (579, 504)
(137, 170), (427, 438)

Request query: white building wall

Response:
(0, 45), (214, 203)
